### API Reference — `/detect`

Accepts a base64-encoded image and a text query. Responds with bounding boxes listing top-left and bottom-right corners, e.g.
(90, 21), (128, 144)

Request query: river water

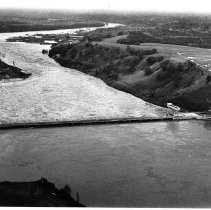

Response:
(0, 25), (211, 207)
(0, 120), (211, 207)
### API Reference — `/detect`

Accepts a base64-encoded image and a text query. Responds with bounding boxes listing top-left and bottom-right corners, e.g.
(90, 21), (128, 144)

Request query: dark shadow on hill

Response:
(0, 178), (85, 207)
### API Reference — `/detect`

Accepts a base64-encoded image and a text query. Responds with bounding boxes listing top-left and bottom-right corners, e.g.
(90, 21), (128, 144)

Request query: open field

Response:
(139, 43), (211, 66)
(100, 36), (211, 68)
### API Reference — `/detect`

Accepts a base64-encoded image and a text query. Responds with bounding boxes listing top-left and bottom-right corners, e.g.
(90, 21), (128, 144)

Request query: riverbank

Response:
(0, 113), (204, 130)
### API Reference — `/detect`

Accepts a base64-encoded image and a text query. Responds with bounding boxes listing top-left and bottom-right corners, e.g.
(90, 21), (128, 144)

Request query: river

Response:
(0, 25), (211, 207)
(0, 120), (211, 207)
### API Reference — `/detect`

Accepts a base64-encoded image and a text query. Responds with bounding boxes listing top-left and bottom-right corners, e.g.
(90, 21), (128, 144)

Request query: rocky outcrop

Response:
(0, 59), (31, 80)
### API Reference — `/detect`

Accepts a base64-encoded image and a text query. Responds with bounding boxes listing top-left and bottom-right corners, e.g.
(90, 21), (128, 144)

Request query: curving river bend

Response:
(0, 25), (211, 207)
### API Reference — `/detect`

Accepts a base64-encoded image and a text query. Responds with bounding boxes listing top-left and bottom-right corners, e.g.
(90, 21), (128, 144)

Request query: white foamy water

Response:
(0, 24), (165, 124)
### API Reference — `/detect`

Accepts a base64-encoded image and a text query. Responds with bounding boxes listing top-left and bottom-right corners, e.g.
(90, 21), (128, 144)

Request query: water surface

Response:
(0, 23), (210, 207)
(0, 120), (211, 207)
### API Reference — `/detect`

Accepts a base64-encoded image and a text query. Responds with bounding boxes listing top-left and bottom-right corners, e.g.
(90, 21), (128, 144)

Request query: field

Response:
(100, 36), (211, 68)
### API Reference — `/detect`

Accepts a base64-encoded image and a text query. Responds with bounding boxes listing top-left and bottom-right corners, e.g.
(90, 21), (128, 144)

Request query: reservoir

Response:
(0, 25), (211, 207)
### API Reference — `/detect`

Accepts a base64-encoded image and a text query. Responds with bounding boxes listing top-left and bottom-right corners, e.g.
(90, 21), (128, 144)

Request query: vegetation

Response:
(3, 9), (211, 48)
(0, 9), (105, 33)
(78, 27), (127, 42)
(49, 41), (211, 111)
(6, 33), (82, 45)
(49, 41), (157, 85)
(118, 31), (160, 45)
(3, 8), (211, 111)
(117, 29), (211, 48)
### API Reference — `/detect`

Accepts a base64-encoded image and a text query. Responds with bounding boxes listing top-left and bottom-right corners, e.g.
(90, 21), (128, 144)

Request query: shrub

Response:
(146, 55), (163, 65)
(144, 67), (154, 76)
(117, 31), (160, 45)
(156, 71), (171, 81)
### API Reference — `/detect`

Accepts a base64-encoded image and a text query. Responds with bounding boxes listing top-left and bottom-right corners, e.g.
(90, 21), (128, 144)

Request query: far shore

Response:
(0, 22), (105, 33)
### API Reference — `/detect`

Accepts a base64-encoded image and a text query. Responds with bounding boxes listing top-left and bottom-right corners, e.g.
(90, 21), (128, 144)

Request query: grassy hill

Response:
(49, 39), (211, 111)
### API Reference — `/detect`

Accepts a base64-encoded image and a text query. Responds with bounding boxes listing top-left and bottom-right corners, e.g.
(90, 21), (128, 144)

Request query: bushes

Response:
(146, 55), (164, 65)
(117, 31), (125, 36)
(161, 59), (185, 72)
(80, 28), (126, 42)
(116, 29), (211, 49)
(123, 56), (139, 66)
(156, 71), (172, 81)
(49, 41), (160, 85)
(144, 67), (154, 76)
(117, 31), (160, 45)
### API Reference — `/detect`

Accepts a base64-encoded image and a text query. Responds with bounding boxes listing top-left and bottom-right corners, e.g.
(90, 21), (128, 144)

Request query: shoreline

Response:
(0, 115), (206, 130)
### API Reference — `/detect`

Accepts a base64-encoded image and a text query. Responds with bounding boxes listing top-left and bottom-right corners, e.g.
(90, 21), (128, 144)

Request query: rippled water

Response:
(0, 120), (211, 207)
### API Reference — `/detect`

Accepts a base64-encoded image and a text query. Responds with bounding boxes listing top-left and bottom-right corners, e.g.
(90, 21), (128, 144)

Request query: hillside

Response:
(49, 40), (211, 111)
